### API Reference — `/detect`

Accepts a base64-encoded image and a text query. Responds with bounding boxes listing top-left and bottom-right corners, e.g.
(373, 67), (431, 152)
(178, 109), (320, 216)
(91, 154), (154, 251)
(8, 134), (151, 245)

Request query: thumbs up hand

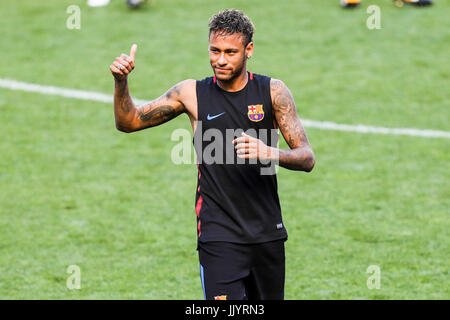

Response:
(110, 44), (138, 81)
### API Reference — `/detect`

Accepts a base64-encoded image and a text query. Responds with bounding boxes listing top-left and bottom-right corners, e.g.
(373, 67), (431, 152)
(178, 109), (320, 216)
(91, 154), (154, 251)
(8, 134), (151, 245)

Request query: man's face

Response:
(209, 31), (253, 82)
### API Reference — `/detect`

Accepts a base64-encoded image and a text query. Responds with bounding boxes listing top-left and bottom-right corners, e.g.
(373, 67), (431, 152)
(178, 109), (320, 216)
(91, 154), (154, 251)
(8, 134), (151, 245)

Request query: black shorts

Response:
(198, 240), (285, 300)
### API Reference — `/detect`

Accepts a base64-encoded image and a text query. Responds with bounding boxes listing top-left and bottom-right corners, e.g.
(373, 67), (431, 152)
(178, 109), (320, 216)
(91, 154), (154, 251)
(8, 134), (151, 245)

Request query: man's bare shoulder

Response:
(173, 79), (196, 97)
(171, 79), (197, 118)
(270, 78), (285, 89)
(269, 78), (290, 95)
(269, 78), (295, 110)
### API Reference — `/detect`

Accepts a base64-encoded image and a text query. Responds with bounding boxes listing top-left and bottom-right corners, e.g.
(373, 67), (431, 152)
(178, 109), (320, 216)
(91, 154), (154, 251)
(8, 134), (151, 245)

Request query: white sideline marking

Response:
(0, 78), (449, 139)
(302, 120), (450, 139)
(0, 78), (147, 105)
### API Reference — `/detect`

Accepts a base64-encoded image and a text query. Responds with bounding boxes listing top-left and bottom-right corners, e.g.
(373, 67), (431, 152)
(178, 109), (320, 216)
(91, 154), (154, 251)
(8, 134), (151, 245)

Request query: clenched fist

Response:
(233, 132), (277, 161)
(110, 44), (137, 81)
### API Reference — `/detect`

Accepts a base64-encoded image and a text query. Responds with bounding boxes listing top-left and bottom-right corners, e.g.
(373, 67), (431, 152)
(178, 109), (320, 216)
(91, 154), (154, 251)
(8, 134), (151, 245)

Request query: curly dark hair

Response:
(208, 9), (255, 46)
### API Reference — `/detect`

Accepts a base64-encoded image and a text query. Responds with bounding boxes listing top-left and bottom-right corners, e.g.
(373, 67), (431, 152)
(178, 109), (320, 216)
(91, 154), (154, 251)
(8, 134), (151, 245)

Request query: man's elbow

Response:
(115, 122), (135, 133)
(304, 152), (315, 172)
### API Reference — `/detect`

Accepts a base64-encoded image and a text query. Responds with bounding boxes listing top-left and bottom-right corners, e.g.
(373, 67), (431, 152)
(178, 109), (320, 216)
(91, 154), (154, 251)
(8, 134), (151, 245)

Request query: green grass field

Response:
(0, 0), (448, 299)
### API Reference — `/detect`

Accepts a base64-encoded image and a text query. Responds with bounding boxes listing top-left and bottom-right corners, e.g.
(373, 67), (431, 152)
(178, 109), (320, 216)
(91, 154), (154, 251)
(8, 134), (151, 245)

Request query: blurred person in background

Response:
(340, 0), (433, 7)
(87, 0), (148, 8)
(87, 0), (110, 7)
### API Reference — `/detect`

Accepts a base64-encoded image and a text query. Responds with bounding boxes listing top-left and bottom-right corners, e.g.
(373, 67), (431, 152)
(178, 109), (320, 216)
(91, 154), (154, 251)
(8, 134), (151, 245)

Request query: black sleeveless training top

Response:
(193, 72), (288, 244)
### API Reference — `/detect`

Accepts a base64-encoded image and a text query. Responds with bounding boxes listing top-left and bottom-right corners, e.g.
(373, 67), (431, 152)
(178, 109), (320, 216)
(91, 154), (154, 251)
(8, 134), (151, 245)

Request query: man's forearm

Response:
(114, 79), (137, 132)
(270, 146), (315, 172)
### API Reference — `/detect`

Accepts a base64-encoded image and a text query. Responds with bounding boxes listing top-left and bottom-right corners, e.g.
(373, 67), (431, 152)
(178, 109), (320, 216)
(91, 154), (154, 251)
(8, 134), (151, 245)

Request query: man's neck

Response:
(217, 69), (248, 92)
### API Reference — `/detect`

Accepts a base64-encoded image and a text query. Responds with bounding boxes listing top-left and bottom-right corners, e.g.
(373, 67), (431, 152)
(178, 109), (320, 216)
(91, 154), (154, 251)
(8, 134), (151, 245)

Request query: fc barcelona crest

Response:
(247, 104), (264, 122)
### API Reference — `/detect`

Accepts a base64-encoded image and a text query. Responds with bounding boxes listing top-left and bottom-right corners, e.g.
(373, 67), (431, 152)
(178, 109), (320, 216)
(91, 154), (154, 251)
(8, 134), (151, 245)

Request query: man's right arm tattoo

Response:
(134, 83), (185, 130)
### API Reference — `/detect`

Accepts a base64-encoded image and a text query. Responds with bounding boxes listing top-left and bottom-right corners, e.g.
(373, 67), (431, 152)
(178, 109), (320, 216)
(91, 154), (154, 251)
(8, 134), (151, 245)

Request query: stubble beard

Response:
(213, 57), (246, 83)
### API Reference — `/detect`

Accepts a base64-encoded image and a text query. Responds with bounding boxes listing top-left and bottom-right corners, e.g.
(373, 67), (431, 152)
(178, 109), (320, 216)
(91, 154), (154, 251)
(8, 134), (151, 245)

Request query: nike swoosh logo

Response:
(206, 112), (226, 120)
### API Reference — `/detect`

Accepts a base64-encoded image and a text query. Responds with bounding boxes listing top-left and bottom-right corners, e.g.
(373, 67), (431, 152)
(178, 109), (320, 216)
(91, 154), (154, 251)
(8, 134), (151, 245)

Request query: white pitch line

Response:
(302, 120), (450, 139)
(0, 78), (147, 106)
(0, 78), (449, 139)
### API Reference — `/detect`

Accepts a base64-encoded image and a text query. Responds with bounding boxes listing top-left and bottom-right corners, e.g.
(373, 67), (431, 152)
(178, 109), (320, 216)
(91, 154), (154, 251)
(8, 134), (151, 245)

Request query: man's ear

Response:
(245, 41), (254, 59)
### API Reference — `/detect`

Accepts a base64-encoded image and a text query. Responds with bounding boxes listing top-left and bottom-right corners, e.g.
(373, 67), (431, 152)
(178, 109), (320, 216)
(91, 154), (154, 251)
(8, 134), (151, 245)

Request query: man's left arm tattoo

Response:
(271, 79), (315, 172)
